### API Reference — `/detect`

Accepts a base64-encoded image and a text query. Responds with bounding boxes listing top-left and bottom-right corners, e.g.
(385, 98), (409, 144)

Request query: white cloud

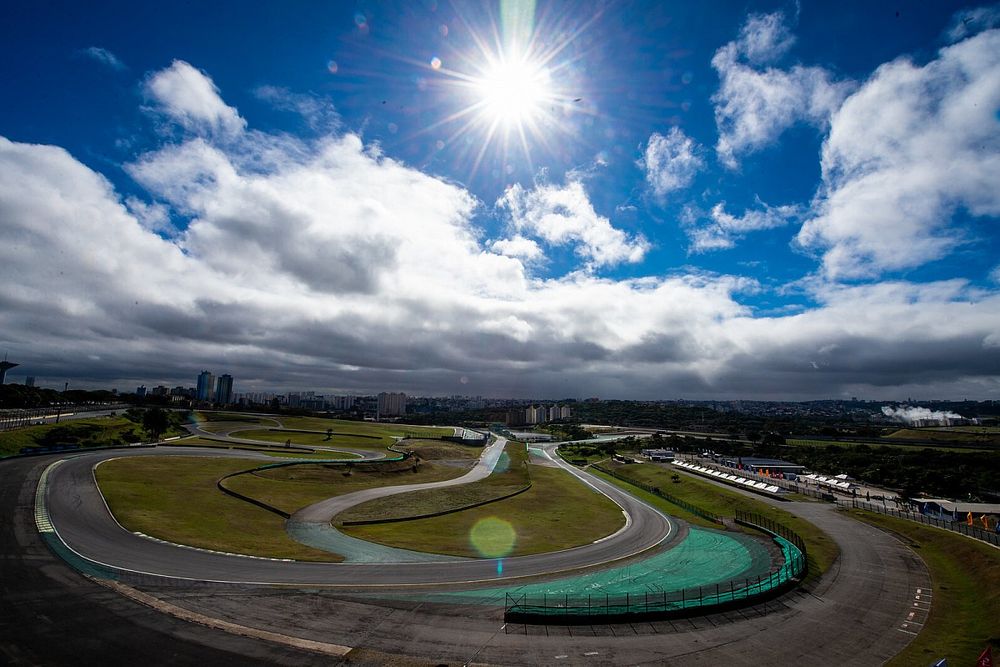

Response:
(80, 46), (125, 71)
(686, 200), (801, 253)
(2, 61), (1000, 400)
(641, 128), (704, 199)
(254, 85), (340, 131)
(946, 3), (1000, 41)
(712, 12), (853, 168)
(491, 235), (545, 261)
(498, 180), (650, 269)
(125, 197), (173, 235)
(145, 60), (246, 135)
(798, 29), (1000, 279)
(736, 12), (796, 64)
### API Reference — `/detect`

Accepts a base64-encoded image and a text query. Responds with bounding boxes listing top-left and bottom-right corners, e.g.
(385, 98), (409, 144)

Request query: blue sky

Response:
(1, 1), (998, 399)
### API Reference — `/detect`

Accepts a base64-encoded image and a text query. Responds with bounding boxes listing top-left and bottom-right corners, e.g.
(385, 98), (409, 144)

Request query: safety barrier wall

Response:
(845, 498), (1000, 547)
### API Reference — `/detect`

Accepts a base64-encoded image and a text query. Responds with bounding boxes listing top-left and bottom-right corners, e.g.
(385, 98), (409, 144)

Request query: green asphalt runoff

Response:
(374, 525), (784, 606)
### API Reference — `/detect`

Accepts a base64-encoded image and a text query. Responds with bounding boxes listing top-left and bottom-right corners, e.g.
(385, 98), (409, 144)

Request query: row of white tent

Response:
(802, 473), (854, 491)
(673, 461), (781, 494)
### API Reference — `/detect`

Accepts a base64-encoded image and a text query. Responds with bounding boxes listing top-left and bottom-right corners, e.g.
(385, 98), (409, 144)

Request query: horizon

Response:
(2, 1), (999, 401)
(3, 370), (995, 408)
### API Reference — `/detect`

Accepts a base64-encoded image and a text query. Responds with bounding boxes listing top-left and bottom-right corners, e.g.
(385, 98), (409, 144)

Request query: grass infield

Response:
(227, 459), (468, 516)
(167, 437), (358, 458)
(341, 448), (626, 558)
(95, 456), (341, 561)
(0, 416), (173, 457)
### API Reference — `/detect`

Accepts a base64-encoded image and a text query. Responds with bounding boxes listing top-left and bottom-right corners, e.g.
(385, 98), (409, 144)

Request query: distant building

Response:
(560, 405), (572, 419)
(721, 457), (805, 475)
(196, 371), (215, 401)
(526, 405), (547, 424)
(215, 374), (234, 405)
(377, 392), (407, 417)
(150, 385), (169, 397)
(329, 395), (355, 411)
(135, 385), (147, 397)
(506, 408), (527, 426)
(25, 376), (35, 388)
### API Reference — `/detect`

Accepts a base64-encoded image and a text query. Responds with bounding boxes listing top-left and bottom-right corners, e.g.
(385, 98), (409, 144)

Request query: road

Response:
(1, 441), (930, 665)
(41, 442), (675, 585)
(182, 421), (387, 460)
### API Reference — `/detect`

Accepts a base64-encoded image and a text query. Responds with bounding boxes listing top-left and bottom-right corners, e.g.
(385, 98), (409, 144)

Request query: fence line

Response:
(504, 509), (807, 624)
(846, 498), (1000, 547)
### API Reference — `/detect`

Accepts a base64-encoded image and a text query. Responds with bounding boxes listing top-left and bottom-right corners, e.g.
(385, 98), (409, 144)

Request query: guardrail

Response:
(845, 498), (1000, 547)
(504, 510), (807, 624)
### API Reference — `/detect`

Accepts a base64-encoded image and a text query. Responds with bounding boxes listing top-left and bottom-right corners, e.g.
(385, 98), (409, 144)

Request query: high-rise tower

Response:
(215, 374), (234, 405)
(0, 355), (18, 386)
(196, 371), (215, 401)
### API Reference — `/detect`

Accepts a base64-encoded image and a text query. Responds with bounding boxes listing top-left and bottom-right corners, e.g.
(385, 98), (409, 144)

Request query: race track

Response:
(41, 441), (676, 585)
(1, 434), (931, 665)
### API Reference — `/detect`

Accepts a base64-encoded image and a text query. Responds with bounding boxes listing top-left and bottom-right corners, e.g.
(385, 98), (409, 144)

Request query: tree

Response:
(141, 408), (169, 442)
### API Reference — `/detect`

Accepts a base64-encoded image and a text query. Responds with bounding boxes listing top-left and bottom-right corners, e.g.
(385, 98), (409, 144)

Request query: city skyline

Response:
(1, 2), (999, 401)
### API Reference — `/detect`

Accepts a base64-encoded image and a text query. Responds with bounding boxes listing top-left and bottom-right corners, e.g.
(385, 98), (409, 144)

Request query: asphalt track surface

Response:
(182, 421), (388, 460)
(2, 442), (931, 665)
(41, 438), (676, 585)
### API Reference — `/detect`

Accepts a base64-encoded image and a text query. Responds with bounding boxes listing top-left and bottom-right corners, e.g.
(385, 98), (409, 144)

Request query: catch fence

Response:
(504, 511), (807, 624)
(845, 498), (1000, 547)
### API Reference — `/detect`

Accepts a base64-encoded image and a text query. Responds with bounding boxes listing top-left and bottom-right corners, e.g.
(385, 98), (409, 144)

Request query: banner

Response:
(975, 645), (992, 667)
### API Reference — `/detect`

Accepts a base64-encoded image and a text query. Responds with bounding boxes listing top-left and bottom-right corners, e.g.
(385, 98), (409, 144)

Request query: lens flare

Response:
(469, 517), (516, 558)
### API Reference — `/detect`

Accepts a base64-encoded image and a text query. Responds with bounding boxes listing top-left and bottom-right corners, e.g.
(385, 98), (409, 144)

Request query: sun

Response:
(473, 56), (551, 125)
(410, 3), (598, 181)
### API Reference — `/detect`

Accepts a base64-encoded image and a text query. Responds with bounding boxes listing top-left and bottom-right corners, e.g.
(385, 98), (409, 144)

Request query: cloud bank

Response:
(1, 54), (998, 400)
